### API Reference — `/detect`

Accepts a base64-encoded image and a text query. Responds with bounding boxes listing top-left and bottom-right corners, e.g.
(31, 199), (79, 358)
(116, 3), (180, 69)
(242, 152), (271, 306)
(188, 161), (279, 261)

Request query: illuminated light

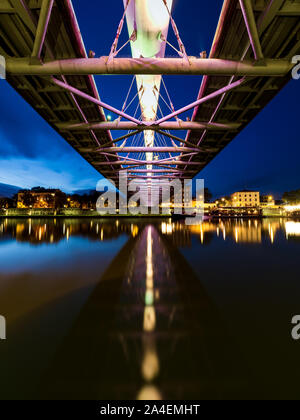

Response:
(137, 385), (162, 401)
(107, 114), (112, 121)
(285, 221), (300, 238)
(161, 222), (173, 235)
(235, 228), (239, 243)
(38, 227), (42, 241)
(125, 0), (173, 176)
(200, 225), (204, 244)
(131, 225), (139, 237)
(142, 347), (160, 382)
(284, 204), (300, 212)
(143, 306), (156, 332)
(270, 227), (274, 244)
(223, 228), (226, 241)
(125, 0), (173, 59)
(147, 226), (152, 257)
(66, 228), (70, 241)
(145, 289), (154, 306)
(146, 226), (154, 288)
(100, 229), (104, 241)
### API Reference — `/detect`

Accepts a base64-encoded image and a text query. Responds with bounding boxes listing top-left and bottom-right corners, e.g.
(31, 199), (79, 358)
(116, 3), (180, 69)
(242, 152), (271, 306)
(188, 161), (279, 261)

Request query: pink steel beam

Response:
(100, 130), (141, 148)
(31, 0), (54, 59)
(51, 77), (141, 124)
(14, 0), (117, 174)
(57, 121), (239, 131)
(156, 77), (246, 124)
(117, 169), (191, 173)
(239, 0), (264, 61)
(92, 146), (200, 153)
(155, 130), (202, 149)
(93, 160), (203, 166)
(182, 0), (270, 171)
(109, 175), (185, 179)
(6, 57), (292, 76)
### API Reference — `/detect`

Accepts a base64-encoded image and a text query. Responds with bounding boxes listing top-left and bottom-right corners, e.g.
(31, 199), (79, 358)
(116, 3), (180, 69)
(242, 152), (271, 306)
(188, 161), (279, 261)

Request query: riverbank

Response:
(0, 208), (298, 219)
(0, 208), (174, 218)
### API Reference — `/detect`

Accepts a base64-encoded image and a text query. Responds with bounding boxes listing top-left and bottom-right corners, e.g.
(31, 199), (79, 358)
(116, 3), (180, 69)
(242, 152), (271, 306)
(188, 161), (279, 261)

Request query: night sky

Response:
(0, 0), (299, 198)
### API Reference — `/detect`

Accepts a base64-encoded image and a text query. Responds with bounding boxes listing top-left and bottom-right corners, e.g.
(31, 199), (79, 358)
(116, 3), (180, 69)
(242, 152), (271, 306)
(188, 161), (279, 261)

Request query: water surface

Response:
(0, 217), (299, 400)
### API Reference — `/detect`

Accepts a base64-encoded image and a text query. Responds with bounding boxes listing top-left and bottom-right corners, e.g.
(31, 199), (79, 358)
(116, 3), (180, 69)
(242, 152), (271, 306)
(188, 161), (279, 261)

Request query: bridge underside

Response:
(1, 0), (300, 184)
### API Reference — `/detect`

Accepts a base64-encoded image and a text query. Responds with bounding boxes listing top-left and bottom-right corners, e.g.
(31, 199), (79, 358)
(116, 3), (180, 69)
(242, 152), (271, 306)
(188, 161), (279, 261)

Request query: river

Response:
(0, 217), (299, 400)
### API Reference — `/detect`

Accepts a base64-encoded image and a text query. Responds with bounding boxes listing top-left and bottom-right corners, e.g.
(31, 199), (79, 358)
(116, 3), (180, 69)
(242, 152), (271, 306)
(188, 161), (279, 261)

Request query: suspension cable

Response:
(108, 0), (132, 62)
(161, 0), (188, 60)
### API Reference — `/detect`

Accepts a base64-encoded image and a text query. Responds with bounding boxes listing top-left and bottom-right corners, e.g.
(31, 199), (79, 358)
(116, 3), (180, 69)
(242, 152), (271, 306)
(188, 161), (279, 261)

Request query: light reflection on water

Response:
(1, 218), (300, 250)
(0, 217), (300, 400)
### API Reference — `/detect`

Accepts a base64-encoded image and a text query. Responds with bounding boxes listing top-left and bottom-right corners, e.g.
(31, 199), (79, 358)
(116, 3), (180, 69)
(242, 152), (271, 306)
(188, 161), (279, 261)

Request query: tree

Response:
(282, 189), (300, 204)
(21, 190), (36, 208)
(0, 197), (13, 208)
(54, 191), (67, 209)
(204, 188), (213, 203)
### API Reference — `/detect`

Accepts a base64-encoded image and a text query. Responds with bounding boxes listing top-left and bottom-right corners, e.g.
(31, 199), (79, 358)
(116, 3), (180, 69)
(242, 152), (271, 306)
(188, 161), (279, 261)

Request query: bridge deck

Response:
(182, 0), (300, 175)
(1, 0), (300, 181)
(0, 0), (119, 174)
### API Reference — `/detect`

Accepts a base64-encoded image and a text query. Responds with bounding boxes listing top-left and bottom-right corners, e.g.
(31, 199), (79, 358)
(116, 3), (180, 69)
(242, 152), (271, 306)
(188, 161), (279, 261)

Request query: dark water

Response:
(0, 217), (299, 400)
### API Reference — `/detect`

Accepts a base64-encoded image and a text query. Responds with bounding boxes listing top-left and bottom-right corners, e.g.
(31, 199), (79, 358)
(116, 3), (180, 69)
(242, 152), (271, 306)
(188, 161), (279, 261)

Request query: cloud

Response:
(0, 155), (103, 193)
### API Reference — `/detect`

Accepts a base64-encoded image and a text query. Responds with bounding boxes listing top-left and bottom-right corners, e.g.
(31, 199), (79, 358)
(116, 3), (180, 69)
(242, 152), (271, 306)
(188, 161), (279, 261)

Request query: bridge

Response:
(1, 0), (299, 187)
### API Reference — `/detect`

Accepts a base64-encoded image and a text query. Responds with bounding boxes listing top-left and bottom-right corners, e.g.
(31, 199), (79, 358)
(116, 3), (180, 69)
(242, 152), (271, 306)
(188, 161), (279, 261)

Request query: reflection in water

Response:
(0, 217), (298, 248)
(0, 217), (300, 400)
(139, 226), (161, 400)
(0, 218), (140, 245)
(285, 221), (300, 238)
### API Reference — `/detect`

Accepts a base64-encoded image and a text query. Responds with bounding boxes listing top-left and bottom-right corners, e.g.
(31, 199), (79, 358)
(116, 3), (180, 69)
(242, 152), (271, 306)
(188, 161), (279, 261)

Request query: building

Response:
(260, 195), (275, 207)
(231, 190), (260, 208)
(17, 188), (66, 209)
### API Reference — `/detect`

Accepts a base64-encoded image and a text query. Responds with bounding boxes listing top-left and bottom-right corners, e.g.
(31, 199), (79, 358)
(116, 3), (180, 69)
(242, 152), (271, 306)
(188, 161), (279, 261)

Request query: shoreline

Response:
(0, 208), (298, 220)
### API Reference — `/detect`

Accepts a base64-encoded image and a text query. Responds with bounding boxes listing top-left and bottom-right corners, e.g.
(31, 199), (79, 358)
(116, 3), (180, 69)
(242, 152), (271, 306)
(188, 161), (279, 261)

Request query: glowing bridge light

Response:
(125, 0), (173, 179)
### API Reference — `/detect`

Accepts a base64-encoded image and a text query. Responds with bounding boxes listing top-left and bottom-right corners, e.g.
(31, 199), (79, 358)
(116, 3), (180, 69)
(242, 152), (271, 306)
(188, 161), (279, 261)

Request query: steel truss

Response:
(1, 0), (299, 181)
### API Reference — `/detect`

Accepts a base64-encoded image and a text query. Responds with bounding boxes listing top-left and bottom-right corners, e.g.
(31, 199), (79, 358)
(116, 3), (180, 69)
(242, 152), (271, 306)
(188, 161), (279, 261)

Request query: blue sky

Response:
(0, 0), (299, 197)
